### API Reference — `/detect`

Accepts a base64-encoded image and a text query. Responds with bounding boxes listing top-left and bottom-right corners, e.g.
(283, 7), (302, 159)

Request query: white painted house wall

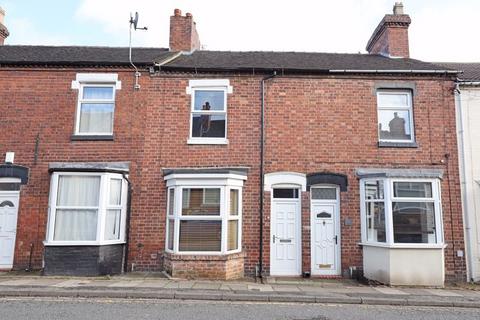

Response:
(456, 85), (480, 282)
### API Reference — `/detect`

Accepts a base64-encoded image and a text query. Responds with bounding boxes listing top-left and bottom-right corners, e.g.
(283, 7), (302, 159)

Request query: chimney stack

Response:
(366, 2), (411, 58)
(0, 7), (9, 45)
(169, 8), (201, 52)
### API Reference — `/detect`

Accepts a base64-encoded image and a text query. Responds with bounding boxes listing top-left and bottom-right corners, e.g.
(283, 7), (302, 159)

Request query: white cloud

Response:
(9, 0), (474, 62)
(7, 17), (71, 45)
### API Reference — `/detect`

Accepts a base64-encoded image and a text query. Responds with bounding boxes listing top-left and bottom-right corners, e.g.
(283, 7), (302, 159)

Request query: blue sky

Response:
(1, 0), (478, 62)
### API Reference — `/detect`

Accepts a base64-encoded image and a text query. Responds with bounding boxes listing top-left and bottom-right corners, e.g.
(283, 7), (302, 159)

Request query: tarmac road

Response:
(0, 297), (479, 320)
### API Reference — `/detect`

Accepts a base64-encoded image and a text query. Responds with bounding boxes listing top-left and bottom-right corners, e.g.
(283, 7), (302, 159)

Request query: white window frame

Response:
(45, 171), (128, 246)
(71, 73), (121, 136)
(377, 90), (415, 143)
(164, 172), (246, 255)
(360, 178), (444, 248)
(186, 79), (232, 145)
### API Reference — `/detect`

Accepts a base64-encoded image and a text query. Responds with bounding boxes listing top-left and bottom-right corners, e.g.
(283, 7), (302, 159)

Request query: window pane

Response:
(394, 182), (432, 198)
(182, 188), (220, 216)
(194, 90), (225, 111)
(191, 114), (226, 138)
(311, 188), (336, 200)
(167, 219), (174, 250)
(179, 220), (222, 251)
(366, 202), (386, 242)
(365, 180), (384, 200)
(228, 220), (239, 251)
(273, 188), (299, 199)
(393, 202), (436, 243)
(83, 86), (114, 100)
(109, 179), (122, 206)
(54, 209), (97, 241)
(230, 189), (239, 215)
(57, 176), (100, 206)
(378, 110), (412, 141)
(168, 188), (175, 216)
(79, 103), (114, 133)
(105, 209), (121, 240)
(378, 93), (408, 107)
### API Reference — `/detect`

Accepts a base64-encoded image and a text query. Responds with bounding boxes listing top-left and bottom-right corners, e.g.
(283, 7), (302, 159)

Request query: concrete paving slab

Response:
(247, 284), (274, 292)
(425, 289), (464, 297)
(134, 280), (170, 288)
(164, 281), (195, 289)
(53, 280), (92, 288)
(0, 279), (38, 286)
(108, 280), (145, 288)
(225, 283), (248, 291)
(272, 285), (301, 292)
(192, 282), (222, 290)
(373, 287), (409, 295)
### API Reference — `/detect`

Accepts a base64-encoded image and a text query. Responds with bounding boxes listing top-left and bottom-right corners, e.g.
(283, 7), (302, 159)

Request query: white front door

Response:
(0, 193), (19, 269)
(270, 188), (301, 276)
(311, 187), (340, 276)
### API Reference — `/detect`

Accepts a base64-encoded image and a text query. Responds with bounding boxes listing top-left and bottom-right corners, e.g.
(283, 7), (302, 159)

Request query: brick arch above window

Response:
(306, 172), (348, 192)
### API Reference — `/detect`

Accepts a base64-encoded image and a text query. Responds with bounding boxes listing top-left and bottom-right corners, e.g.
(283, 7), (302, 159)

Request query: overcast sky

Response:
(1, 0), (478, 62)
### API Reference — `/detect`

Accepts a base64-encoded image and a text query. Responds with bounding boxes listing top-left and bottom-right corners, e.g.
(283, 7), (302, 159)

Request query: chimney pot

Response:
(0, 6), (9, 45)
(393, 2), (404, 15)
(169, 9), (201, 52)
(0, 7), (5, 24)
(366, 2), (411, 58)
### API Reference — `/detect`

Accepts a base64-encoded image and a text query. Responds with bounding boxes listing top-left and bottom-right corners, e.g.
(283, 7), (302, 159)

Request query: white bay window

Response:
(46, 172), (128, 245)
(361, 178), (443, 246)
(164, 169), (246, 254)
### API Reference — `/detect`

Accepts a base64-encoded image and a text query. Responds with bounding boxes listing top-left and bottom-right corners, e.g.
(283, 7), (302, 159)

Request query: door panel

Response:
(270, 200), (300, 275)
(0, 194), (19, 268)
(311, 201), (340, 275)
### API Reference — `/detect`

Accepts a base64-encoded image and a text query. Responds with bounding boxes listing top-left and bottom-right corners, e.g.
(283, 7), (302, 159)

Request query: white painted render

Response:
(363, 245), (445, 286)
(456, 85), (480, 282)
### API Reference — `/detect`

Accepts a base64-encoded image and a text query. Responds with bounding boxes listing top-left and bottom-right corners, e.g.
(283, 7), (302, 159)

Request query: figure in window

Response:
(389, 112), (406, 138)
(200, 101), (211, 136)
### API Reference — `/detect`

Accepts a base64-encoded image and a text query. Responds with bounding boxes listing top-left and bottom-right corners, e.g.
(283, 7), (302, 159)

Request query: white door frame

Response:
(269, 187), (302, 276)
(310, 185), (341, 276)
(0, 178), (21, 270)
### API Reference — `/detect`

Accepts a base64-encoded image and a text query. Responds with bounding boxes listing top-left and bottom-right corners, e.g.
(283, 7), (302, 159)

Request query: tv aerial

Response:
(129, 12), (148, 90)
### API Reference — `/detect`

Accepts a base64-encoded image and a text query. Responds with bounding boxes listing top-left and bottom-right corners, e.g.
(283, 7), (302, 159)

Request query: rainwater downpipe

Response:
(455, 83), (474, 281)
(258, 71), (276, 282)
(122, 173), (133, 273)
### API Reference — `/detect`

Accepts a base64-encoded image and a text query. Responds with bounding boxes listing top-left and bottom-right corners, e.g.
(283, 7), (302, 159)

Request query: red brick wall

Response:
(0, 68), (465, 281)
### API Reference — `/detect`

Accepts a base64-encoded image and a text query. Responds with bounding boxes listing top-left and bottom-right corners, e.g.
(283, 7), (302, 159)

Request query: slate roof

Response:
(437, 63), (480, 82)
(0, 45), (171, 66)
(160, 51), (455, 73)
(0, 45), (458, 75)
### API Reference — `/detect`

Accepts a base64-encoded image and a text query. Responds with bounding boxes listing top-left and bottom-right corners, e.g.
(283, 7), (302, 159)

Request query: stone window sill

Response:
(378, 141), (418, 148)
(71, 135), (114, 141)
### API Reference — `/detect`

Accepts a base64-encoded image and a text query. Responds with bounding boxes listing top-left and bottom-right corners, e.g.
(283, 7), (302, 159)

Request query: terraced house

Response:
(0, 3), (467, 285)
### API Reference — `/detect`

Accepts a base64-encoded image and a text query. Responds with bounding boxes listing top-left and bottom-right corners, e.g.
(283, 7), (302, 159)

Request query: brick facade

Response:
(0, 66), (466, 281)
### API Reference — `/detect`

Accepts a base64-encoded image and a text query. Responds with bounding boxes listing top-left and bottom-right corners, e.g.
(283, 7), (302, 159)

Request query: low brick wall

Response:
(43, 244), (124, 276)
(163, 252), (245, 279)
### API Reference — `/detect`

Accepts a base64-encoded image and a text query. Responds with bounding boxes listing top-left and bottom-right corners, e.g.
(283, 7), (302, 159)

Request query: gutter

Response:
(258, 71), (277, 282)
(329, 69), (460, 74)
(458, 81), (480, 86)
(122, 173), (133, 273)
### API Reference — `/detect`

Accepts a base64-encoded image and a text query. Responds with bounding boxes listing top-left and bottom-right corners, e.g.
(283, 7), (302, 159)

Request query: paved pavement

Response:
(0, 273), (479, 308)
(2, 297), (480, 320)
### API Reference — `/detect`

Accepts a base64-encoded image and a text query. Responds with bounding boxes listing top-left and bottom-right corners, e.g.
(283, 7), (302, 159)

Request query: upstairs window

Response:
(71, 73), (121, 136)
(377, 90), (414, 143)
(186, 79), (232, 144)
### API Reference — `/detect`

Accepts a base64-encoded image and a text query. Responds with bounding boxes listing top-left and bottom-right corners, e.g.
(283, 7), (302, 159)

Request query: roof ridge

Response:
(1, 44), (168, 50)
